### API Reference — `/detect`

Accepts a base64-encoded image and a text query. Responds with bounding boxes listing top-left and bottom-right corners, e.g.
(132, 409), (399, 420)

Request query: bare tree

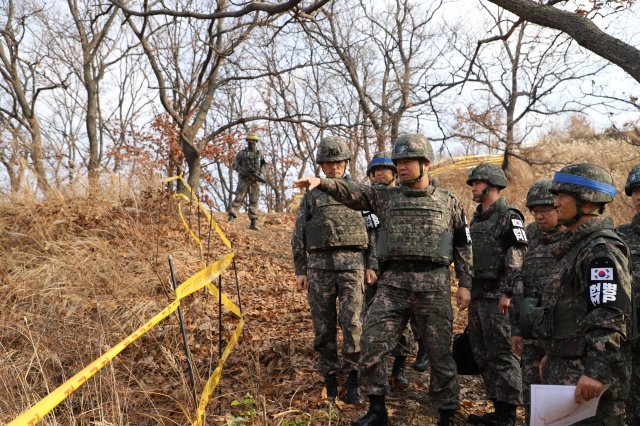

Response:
(484, 0), (640, 83)
(113, 0), (331, 193)
(303, 0), (454, 154)
(0, 0), (66, 195)
(62, 0), (121, 189)
(451, 3), (607, 174)
(0, 115), (28, 192)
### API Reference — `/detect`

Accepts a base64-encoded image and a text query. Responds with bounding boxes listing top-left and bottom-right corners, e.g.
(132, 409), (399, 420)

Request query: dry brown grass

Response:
(0, 178), (222, 425)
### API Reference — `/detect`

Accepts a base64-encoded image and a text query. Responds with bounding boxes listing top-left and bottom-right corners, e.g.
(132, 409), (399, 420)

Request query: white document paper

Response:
(530, 384), (609, 426)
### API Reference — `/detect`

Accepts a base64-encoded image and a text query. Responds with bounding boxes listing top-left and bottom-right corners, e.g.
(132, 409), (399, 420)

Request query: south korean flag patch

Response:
(586, 257), (630, 311)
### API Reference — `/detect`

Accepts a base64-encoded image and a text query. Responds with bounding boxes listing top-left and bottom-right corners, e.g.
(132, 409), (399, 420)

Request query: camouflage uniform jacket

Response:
(315, 177), (473, 291)
(616, 212), (640, 335)
(542, 217), (632, 406)
(470, 197), (527, 299)
(291, 176), (369, 276)
(233, 147), (264, 180)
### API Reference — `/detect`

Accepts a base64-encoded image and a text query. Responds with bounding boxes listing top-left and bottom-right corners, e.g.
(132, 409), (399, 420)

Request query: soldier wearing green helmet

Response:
(510, 179), (566, 424)
(466, 162), (525, 426)
(532, 163), (632, 424)
(361, 152), (428, 389)
(294, 133), (473, 426)
(615, 165), (640, 425)
(228, 132), (266, 230)
(291, 136), (370, 405)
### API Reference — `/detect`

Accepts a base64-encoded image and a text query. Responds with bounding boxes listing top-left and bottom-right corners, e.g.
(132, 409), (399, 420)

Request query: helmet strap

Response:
(557, 199), (603, 226)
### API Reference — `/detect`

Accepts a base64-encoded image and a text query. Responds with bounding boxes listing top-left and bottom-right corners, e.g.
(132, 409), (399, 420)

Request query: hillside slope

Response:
(0, 188), (493, 425)
(2, 138), (640, 425)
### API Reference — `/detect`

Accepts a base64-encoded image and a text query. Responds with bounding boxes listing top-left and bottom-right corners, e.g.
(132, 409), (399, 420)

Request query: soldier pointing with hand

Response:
(294, 133), (473, 426)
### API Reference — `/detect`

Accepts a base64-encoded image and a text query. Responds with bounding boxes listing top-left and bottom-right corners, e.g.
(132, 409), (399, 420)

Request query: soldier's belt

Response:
(381, 260), (443, 272)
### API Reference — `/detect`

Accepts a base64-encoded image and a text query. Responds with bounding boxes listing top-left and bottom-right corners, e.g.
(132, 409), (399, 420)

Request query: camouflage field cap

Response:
(624, 165), (640, 196)
(367, 151), (397, 175)
(526, 179), (556, 208)
(316, 136), (351, 163)
(391, 133), (434, 162)
(466, 163), (507, 188)
(549, 163), (616, 203)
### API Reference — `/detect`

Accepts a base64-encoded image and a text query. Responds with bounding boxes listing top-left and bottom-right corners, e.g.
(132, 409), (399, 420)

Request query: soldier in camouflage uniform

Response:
(228, 132), (266, 230)
(291, 136), (368, 404)
(362, 152), (427, 389)
(615, 165), (640, 425)
(466, 163), (525, 425)
(294, 133), (473, 426)
(527, 163), (632, 425)
(510, 180), (566, 424)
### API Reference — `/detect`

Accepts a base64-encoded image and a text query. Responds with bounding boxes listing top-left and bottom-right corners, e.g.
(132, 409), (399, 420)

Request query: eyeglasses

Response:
(529, 207), (556, 216)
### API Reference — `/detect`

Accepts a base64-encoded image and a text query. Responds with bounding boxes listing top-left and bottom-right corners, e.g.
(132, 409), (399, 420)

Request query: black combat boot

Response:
(344, 370), (364, 404)
(249, 218), (259, 230)
(438, 409), (456, 426)
(495, 401), (517, 426)
(467, 399), (498, 424)
(390, 356), (409, 388)
(411, 341), (429, 372)
(351, 395), (388, 426)
(324, 374), (338, 399)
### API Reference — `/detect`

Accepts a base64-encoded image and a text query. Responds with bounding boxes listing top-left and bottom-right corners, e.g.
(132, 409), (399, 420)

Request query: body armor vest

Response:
(548, 229), (629, 358)
(522, 232), (565, 300)
(377, 187), (453, 265)
(304, 189), (368, 251)
(237, 149), (262, 173)
(519, 231), (566, 339)
(470, 202), (510, 280)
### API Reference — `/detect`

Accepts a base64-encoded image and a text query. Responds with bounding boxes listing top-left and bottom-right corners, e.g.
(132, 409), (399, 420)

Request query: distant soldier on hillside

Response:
(228, 132), (266, 230)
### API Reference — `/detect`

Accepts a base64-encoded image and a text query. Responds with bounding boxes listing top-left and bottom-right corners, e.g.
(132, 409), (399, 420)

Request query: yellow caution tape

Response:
(9, 299), (181, 426)
(10, 176), (242, 426)
(162, 175), (243, 426)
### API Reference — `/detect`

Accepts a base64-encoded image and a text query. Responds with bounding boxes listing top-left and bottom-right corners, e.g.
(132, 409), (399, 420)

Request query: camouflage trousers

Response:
(468, 297), (523, 405)
(362, 282), (418, 357)
(542, 353), (630, 422)
(521, 340), (544, 420)
(359, 270), (459, 410)
(629, 342), (640, 424)
(307, 268), (364, 376)
(229, 177), (259, 220)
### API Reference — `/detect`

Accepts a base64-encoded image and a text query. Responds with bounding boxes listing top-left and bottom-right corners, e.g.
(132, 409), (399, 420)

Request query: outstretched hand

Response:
(457, 287), (470, 311)
(293, 177), (321, 190)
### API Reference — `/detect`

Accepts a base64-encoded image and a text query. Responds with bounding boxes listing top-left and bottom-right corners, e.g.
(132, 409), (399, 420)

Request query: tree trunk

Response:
(86, 78), (100, 190)
(28, 118), (52, 195)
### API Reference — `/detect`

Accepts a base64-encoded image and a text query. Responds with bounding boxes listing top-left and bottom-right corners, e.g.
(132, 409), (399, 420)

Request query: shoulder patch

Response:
(362, 210), (380, 230)
(503, 210), (527, 246)
(587, 257), (630, 311)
